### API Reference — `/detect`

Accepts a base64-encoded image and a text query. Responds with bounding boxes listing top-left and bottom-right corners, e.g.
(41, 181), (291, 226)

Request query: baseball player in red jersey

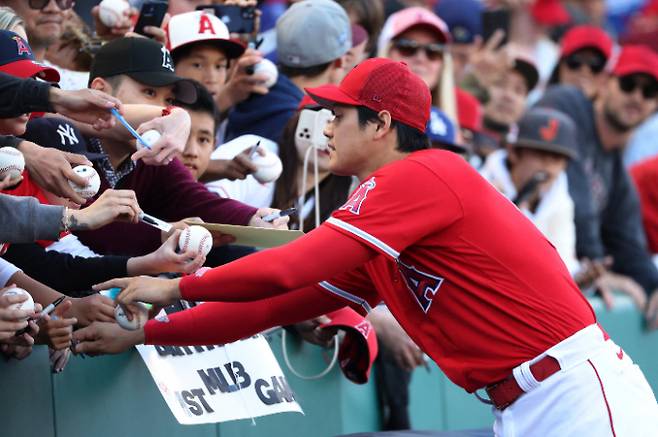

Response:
(78, 58), (658, 436)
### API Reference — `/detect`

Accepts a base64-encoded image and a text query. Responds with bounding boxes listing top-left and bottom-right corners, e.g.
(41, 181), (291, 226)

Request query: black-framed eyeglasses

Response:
(28, 0), (74, 10)
(618, 75), (658, 99)
(392, 38), (445, 62)
(564, 53), (606, 74)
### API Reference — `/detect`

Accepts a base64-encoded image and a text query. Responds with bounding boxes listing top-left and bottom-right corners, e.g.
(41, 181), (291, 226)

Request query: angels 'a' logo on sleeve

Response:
(398, 260), (444, 313)
(339, 177), (376, 215)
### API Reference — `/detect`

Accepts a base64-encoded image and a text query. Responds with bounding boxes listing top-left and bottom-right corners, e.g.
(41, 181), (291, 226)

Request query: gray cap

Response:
(276, 0), (351, 68)
(512, 108), (578, 160)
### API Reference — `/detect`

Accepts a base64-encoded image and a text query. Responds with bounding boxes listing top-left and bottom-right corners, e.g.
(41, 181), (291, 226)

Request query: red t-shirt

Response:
(319, 150), (595, 392)
(630, 156), (658, 254)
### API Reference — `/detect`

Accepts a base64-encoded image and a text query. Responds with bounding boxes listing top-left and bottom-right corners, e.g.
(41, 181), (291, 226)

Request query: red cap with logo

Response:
(306, 58), (431, 132)
(613, 45), (658, 81)
(320, 307), (378, 384)
(0, 30), (59, 82)
(560, 25), (613, 59)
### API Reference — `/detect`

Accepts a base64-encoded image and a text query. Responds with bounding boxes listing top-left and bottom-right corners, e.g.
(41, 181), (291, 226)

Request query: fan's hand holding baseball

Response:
(130, 230), (206, 275)
(93, 276), (182, 313)
(132, 107), (191, 165)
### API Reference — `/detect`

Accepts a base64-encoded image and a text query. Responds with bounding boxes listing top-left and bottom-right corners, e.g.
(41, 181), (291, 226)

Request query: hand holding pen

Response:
(262, 207), (297, 223)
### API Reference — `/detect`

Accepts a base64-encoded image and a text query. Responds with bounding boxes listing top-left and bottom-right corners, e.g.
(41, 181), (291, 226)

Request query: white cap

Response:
(166, 11), (245, 59)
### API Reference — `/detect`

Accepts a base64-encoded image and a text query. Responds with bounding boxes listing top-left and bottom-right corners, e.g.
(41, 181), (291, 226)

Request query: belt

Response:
(485, 355), (561, 410)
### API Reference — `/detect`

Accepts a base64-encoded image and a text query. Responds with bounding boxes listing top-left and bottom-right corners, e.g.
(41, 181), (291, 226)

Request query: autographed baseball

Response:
(253, 59), (278, 88)
(115, 303), (149, 331)
(140, 129), (161, 149)
(2, 287), (34, 312)
(0, 146), (25, 181)
(252, 151), (283, 183)
(178, 225), (213, 257)
(98, 0), (130, 28)
(68, 165), (101, 199)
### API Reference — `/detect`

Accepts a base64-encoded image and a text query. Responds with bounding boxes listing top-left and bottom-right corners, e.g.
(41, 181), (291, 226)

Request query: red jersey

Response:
(630, 156), (658, 253)
(318, 150), (595, 392)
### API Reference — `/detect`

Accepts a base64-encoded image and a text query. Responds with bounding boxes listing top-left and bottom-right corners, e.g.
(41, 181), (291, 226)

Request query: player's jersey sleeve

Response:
(315, 265), (381, 316)
(326, 158), (463, 259)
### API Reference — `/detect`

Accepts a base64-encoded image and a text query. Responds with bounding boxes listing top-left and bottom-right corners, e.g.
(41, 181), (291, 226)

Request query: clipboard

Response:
(185, 222), (304, 248)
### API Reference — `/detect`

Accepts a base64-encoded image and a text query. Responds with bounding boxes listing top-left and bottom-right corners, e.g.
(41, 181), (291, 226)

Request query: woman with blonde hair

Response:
(0, 6), (26, 40)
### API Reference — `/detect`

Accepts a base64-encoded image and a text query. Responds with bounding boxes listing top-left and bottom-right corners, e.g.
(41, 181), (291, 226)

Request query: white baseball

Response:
(253, 59), (278, 88)
(68, 165), (101, 199)
(98, 0), (130, 28)
(178, 225), (213, 257)
(2, 287), (34, 313)
(252, 151), (283, 183)
(115, 303), (148, 331)
(140, 129), (161, 149)
(0, 146), (25, 181)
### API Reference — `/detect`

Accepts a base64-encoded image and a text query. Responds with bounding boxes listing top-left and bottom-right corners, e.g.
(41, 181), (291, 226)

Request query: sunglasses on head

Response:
(618, 75), (658, 99)
(564, 54), (606, 74)
(392, 39), (445, 62)
(29, 0), (74, 10)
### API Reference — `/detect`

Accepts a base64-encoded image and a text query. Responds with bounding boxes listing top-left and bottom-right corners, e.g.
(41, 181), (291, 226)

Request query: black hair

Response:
(278, 61), (333, 79)
(171, 41), (230, 68)
(356, 106), (430, 152)
(175, 80), (220, 133)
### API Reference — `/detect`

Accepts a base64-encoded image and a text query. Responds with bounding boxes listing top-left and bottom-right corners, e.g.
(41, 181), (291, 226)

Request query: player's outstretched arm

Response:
(97, 225), (376, 309)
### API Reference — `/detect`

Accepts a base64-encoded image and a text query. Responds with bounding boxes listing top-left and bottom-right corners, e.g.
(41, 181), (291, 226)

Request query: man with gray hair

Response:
(225, 0), (352, 143)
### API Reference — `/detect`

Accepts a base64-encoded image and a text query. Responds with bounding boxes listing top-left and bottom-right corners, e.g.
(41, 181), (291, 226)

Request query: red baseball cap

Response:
(0, 30), (59, 82)
(306, 58), (431, 132)
(560, 25), (613, 59)
(320, 307), (378, 384)
(456, 88), (482, 132)
(613, 45), (658, 81)
(531, 0), (570, 26)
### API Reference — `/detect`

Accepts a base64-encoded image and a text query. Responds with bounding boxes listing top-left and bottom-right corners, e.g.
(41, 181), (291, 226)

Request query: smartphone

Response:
(134, 1), (169, 37)
(196, 4), (256, 34)
(481, 9), (510, 47)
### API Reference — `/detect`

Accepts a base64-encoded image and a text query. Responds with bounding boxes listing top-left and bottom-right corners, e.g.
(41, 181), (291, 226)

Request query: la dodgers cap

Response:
(320, 307), (378, 384)
(276, 0), (351, 68)
(166, 11), (245, 60)
(306, 58), (431, 132)
(0, 30), (59, 82)
(613, 45), (658, 82)
(426, 107), (456, 146)
(89, 37), (197, 104)
(512, 108), (577, 160)
(560, 25), (613, 60)
(435, 0), (482, 44)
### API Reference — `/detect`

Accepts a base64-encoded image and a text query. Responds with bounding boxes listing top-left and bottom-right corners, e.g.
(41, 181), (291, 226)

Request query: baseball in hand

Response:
(252, 151), (283, 183)
(2, 288), (34, 313)
(98, 0), (130, 28)
(0, 146), (25, 182)
(68, 165), (101, 199)
(140, 129), (161, 149)
(115, 303), (148, 331)
(253, 59), (278, 88)
(178, 225), (213, 257)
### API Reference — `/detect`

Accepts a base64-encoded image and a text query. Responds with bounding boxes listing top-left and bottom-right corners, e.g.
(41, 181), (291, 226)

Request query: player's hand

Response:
(368, 310), (424, 371)
(69, 294), (116, 326)
(72, 321), (144, 356)
(93, 276), (182, 312)
(91, 4), (137, 40)
(18, 140), (93, 205)
(70, 189), (142, 230)
(132, 107), (191, 165)
(131, 229), (206, 275)
(0, 287), (36, 342)
(217, 48), (270, 111)
(293, 316), (335, 347)
(36, 300), (77, 351)
(594, 271), (647, 311)
(49, 87), (122, 130)
(248, 208), (290, 229)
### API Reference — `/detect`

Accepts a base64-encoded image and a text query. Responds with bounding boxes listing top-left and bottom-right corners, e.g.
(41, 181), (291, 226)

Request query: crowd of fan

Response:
(2, 0), (658, 431)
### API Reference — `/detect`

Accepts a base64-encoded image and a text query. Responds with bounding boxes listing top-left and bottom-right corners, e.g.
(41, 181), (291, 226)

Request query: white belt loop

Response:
(513, 360), (541, 393)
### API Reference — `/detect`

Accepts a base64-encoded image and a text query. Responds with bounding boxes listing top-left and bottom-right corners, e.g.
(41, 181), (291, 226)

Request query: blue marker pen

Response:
(110, 108), (152, 149)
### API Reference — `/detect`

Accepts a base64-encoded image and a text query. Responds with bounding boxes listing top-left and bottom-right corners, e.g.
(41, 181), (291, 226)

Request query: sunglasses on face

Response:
(29, 0), (74, 10)
(618, 75), (658, 99)
(392, 39), (445, 62)
(564, 54), (606, 74)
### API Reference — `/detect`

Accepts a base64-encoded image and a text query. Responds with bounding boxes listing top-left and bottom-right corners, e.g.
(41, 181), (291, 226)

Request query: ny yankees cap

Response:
(559, 25), (613, 60)
(0, 30), (59, 82)
(166, 11), (245, 60)
(276, 0), (351, 68)
(511, 108), (577, 160)
(306, 58), (431, 132)
(23, 117), (105, 161)
(613, 45), (658, 82)
(89, 37), (197, 104)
